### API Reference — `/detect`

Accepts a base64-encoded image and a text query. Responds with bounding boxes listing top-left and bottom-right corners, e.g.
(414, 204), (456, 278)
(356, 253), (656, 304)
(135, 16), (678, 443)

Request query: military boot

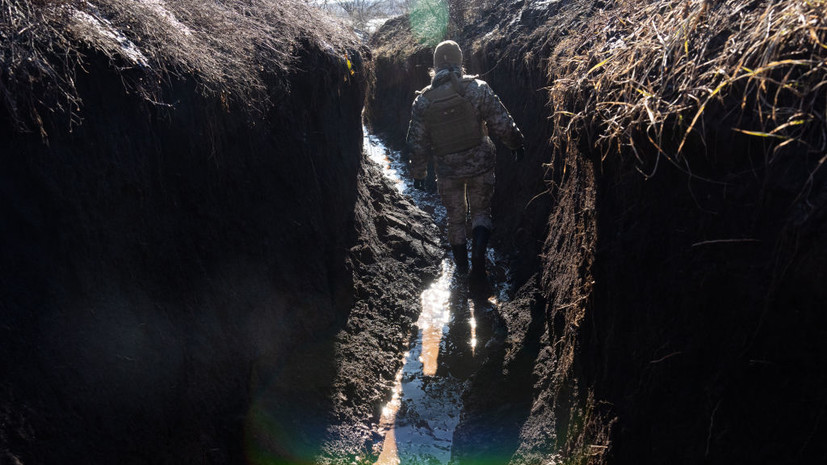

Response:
(451, 243), (469, 274)
(470, 226), (490, 278)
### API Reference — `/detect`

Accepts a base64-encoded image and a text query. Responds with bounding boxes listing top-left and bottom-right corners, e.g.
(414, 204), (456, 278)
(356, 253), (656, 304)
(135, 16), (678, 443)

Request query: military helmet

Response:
(433, 40), (463, 70)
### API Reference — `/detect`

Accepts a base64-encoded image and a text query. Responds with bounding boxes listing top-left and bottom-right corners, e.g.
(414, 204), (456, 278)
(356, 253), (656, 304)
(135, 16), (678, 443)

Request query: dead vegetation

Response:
(540, 1), (827, 462)
(548, 0), (827, 182)
(370, 14), (428, 61)
(0, 0), (358, 134)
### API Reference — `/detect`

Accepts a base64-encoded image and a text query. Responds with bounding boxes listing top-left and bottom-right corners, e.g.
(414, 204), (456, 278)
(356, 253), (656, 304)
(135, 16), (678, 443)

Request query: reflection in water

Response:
(365, 132), (406, 194)
(375, 426), (400, 465)
(376, 365), (405, 465)
(468, 300), (477, 356)
(374, 260), (465, 465)
(418, 260), (452, 376)
(364, 128), (504, 465)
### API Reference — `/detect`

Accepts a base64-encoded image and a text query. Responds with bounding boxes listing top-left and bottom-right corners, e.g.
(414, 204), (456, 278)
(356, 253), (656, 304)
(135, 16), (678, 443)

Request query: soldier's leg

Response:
(466, 170), (495, 275)
(466, 169), (494, 232)
(437, 176), (469, 272)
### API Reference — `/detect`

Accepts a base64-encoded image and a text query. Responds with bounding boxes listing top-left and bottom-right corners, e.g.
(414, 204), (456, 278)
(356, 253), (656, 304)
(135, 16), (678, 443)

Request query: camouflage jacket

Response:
(407, 71), (524, 179)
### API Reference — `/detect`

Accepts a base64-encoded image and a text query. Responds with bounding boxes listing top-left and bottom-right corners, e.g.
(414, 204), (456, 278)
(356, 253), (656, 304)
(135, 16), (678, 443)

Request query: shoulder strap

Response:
(457, 76), (478, 95)
(424, 73), (475, 99)
(448, 76), (464, 96)
(424, 76), (474, 101)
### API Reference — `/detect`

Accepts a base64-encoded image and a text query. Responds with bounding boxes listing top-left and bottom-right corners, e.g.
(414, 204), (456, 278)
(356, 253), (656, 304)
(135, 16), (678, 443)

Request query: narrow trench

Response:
(364, 130), (510, 465)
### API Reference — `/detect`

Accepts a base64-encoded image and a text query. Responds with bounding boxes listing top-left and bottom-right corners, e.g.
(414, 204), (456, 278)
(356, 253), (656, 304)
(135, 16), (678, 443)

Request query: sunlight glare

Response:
(409, 0), (448, 46)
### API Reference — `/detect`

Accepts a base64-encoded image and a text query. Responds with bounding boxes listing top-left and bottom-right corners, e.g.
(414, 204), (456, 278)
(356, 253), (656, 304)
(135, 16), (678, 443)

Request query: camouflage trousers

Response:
(437, 169), (495, 246)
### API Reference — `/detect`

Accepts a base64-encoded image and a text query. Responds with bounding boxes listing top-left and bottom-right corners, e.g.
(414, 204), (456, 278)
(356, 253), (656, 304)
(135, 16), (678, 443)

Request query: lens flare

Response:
(409, 0), (449, 47)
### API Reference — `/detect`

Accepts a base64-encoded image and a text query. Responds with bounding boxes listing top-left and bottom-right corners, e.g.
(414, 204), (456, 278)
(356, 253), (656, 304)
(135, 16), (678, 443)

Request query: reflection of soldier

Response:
(407, 40), (524, 279)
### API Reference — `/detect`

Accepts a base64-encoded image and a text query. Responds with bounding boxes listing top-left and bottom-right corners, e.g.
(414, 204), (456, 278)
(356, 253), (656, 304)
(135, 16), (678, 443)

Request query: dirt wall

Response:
(365, 15), (433, 151)
(0, 47), (360, 464)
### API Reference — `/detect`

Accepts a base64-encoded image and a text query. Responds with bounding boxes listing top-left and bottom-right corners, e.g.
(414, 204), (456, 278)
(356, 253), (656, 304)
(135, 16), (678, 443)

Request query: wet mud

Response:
(316, 132), (443, 464)
(319, 132), (521, 465)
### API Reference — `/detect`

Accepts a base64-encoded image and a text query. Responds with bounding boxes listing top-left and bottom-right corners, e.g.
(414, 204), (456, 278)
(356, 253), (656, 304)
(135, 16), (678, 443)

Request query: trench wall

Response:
(0, 27), (369, 465)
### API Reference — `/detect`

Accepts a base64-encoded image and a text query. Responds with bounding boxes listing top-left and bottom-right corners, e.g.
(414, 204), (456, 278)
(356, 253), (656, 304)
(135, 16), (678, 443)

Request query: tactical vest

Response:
(423, 78), (483, 156)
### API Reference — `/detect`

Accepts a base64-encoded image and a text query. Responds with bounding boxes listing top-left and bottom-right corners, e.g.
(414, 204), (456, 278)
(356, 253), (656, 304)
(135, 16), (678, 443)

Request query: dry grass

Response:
(1, 0), (357, 133)
(548, 0), (827, 179)
(370, 15), (429, 62)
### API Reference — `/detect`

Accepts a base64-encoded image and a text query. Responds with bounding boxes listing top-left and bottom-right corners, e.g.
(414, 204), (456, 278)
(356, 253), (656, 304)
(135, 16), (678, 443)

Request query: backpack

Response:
(423, 78), (483, 156)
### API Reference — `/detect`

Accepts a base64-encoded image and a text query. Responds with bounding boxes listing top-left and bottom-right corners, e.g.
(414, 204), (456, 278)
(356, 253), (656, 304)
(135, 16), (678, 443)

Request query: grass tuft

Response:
(547, 0), (827, 178)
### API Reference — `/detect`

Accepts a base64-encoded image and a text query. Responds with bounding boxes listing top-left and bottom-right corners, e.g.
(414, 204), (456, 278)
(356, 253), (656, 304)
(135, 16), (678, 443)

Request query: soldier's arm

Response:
(478, 81), (524, 150)
(406, 95), (431, 180)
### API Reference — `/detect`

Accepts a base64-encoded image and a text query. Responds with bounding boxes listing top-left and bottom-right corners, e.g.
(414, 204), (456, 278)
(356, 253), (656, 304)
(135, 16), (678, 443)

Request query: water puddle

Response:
(364, 131), (466, 464)
(374, 260), (468, 465)
(364, 128), (511, 465)
(417, 261), (454, 377)
(364, 132), (448, 225)
(365, 132), (406, 195)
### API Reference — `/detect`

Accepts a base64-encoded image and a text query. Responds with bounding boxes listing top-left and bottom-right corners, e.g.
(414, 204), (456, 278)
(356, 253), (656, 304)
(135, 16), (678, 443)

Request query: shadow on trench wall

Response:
(0, 43), (367, 464)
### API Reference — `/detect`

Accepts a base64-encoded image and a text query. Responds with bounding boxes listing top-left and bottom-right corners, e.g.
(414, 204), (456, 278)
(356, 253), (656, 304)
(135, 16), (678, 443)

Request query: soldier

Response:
(407, 40), (524, 280)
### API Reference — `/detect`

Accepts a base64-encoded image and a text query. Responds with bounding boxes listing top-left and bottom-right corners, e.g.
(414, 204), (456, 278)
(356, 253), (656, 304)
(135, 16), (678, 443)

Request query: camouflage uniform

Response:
(407, 68), (524, 246)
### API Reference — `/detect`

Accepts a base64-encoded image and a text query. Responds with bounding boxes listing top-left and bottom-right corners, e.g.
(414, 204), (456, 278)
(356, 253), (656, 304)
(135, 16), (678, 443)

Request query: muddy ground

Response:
(316, 150), (444, 463)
